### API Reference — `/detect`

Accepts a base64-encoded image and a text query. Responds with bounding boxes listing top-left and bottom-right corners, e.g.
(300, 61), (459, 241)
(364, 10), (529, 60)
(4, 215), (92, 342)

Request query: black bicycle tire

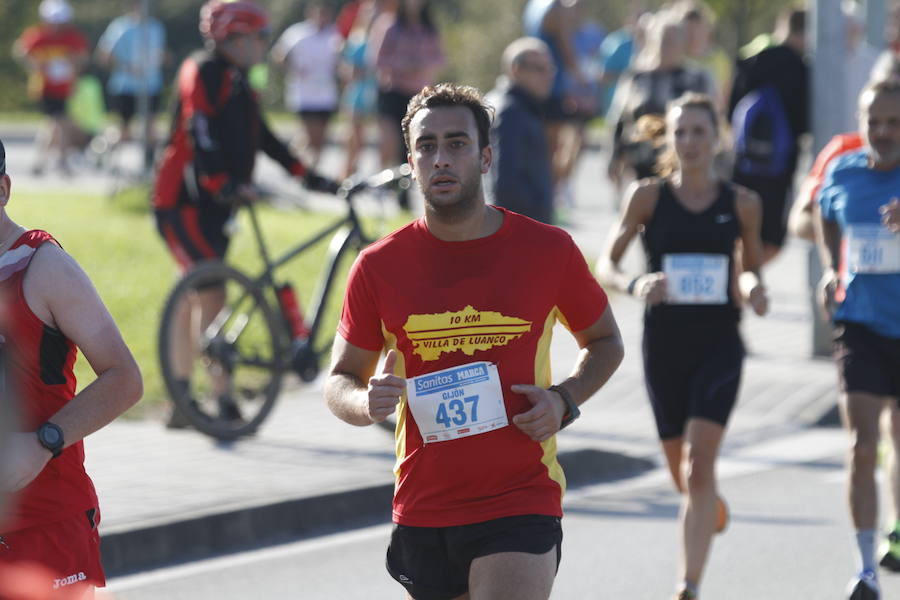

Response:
(158, 261), (286, 440)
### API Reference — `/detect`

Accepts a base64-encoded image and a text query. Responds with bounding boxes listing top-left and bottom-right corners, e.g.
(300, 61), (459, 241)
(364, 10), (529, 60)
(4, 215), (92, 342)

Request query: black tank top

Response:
(641, 180), (742, 325)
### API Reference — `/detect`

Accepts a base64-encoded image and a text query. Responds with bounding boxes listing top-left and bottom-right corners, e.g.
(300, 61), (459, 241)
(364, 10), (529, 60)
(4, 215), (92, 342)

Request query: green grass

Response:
(7, 186), (405, 417)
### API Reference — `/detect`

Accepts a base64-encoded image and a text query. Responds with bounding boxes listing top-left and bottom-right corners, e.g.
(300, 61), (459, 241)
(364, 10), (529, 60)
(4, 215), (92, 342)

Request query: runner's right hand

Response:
(816, 269), (838, 321)
(365, 349), (405, 424)
(633, 272), (667, 306)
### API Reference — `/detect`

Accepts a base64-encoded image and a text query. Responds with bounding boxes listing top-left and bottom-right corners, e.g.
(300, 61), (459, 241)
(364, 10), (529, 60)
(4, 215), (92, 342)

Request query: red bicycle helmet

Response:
(199, 1), (269, 42)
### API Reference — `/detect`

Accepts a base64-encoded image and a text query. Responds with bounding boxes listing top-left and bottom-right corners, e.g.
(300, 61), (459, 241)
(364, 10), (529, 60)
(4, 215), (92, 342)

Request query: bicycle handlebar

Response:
(337, 164), (412, 201)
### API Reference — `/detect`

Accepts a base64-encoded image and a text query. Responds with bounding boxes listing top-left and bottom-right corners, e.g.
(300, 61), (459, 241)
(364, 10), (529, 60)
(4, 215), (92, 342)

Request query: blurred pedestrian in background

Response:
(271, 2), (342, 170)
(95, 0), (167, 166)
(522, 0), (586, 216)
(728, 8), (808, 266)
(369, 0), (444, 210)
(487, 37), (555, 224)
(338, 0), (383, 180)
(12, 0), (88, 177)
(607, 12), (713, 192)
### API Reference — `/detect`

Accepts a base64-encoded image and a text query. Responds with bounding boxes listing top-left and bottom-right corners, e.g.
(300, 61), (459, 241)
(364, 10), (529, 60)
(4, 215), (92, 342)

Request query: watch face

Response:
(42, 427), (62, 445)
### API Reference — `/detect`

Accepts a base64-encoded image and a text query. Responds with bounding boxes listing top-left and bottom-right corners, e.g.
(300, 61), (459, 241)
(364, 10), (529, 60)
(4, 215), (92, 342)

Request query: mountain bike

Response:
(157, 165), (411, 440)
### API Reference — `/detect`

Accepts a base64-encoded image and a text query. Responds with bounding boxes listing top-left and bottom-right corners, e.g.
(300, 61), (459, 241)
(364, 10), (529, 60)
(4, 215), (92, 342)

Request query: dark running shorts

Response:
(155, 205), (231, 273)
(0, 508), (105, 588)
(376, 89), (413, 125)
(731, 171), (793, 248)
(643, 323), (745, 439)
(386, 514), (562, 600)
(297, 108), (335, 122)
(110, 93), (161, 123)
(38, 95), (67, 117)
(833, 321), (900, 399)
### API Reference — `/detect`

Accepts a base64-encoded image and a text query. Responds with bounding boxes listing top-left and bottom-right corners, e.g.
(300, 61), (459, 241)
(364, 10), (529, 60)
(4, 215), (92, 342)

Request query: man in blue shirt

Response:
(816, 78), (900, 600)
(96, 1), (166, 156)
(487, 37), (555, 224)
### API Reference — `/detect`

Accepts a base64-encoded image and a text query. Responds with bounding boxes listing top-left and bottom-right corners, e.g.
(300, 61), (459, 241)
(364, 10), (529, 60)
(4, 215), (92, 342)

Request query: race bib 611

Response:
(847, 224), (900, 274)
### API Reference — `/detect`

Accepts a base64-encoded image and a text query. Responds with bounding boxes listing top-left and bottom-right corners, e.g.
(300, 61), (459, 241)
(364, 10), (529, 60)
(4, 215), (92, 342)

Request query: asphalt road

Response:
(106, 426), (900, 599)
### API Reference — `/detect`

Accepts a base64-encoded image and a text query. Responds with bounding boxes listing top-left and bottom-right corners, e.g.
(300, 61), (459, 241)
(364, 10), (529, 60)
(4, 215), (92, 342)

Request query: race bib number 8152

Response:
(662, 253), (729, 304)
(406, 362), (507, 444)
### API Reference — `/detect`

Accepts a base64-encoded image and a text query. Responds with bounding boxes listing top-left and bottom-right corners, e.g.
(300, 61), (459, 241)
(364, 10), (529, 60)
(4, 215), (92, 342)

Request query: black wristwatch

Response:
(549, 385), (580, 430)
(36, 422), (64, 459)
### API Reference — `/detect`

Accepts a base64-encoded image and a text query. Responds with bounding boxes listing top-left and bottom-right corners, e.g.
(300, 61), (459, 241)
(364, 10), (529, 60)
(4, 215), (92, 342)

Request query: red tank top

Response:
(0, 230), (98, 533)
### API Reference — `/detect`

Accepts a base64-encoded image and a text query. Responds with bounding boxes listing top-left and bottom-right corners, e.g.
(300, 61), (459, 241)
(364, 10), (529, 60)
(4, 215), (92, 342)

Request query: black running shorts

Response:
(643, 321), (745, 439)
(385, 514), (562, 600)
(833, 321), (900, 399)
(38, 95), (67, 117)
(110, 93), (162, 123)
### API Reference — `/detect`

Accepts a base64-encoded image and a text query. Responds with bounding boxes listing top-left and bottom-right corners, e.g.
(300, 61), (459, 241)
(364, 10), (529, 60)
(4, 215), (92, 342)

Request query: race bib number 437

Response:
(406, 362), (508, 444)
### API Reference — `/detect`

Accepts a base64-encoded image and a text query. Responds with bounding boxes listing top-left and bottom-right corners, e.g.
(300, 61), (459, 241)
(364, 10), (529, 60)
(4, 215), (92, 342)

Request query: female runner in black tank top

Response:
(598, 93), (768, 600)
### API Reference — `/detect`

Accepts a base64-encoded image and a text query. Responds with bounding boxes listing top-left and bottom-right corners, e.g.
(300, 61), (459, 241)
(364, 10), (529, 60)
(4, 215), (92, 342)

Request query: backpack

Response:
(731, 84), (794, 177)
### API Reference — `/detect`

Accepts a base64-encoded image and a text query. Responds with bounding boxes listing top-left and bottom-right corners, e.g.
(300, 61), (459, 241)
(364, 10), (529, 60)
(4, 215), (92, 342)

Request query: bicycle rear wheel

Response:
(158, 261), (285, 440)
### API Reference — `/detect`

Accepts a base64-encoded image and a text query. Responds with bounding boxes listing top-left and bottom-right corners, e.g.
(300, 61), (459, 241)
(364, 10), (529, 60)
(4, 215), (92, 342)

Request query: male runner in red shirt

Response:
(0, 137), (143, 598)
(325, 83), (624, 599)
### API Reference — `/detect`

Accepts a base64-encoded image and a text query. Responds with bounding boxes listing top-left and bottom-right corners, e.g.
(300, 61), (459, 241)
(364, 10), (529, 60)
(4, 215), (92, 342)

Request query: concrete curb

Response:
(100, 448), (653, 577)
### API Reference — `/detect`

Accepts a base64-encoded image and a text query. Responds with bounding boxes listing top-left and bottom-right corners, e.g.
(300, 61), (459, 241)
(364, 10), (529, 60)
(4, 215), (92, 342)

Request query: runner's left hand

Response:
(0, 432), (52, 493)
(510, 385), (567, 442)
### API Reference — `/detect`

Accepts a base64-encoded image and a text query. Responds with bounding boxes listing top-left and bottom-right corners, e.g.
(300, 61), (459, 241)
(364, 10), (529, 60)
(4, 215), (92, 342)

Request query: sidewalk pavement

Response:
(4, 135), (841, 576)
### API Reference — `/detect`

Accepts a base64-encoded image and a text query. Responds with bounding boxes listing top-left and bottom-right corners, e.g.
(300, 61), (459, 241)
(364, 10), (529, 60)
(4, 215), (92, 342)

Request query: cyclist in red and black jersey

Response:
(153, 0), (336, 268)
(153, 1), (338, 428)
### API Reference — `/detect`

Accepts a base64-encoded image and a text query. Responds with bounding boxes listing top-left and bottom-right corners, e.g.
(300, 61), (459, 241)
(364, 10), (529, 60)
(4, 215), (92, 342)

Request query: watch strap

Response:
(549, 384), (580, 430)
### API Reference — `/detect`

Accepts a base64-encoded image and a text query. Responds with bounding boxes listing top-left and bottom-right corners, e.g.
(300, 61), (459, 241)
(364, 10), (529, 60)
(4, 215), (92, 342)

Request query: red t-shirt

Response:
(0, 231), (98, 534)
(338, 209), (609, 527)
(16, 25), (87, 99)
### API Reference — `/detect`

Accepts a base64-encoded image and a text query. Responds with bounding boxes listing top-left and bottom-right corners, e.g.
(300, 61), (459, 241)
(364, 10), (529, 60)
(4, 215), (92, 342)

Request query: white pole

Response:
(809, 0), (846, 356)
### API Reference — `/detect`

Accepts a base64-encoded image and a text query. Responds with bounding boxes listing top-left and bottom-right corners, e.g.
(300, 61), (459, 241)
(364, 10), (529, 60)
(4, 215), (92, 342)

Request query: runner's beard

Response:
(870, 140), (900, 168)
(419, 174), (483, 224)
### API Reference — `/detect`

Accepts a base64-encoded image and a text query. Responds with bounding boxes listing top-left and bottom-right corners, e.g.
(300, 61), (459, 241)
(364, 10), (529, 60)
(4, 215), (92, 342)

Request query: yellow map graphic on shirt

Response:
(403, 305), (532, 361)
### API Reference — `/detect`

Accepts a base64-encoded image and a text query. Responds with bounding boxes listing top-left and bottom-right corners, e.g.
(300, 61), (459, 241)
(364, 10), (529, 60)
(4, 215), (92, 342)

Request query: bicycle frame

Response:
(242, 196), (368, 351)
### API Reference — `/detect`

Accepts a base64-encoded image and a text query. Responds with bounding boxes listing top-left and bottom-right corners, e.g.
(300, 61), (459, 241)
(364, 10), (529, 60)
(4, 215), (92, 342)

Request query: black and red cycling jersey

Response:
(152, 49), (307, 210)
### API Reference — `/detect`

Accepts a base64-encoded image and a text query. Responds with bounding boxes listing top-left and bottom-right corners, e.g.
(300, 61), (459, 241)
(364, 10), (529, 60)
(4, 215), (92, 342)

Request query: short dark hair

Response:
(402, 83), (494, 152)
(0, 138), (5, 177)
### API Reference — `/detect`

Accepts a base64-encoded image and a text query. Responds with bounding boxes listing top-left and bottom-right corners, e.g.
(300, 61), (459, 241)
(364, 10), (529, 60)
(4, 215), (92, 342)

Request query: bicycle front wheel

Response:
(158, 261), (285, 440)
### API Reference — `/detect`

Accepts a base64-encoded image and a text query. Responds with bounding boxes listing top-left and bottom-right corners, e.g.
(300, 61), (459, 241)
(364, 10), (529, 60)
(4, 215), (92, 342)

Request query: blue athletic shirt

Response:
(97, 15), (165, 95)
(523, 0), (567, 98)
(818, 149), (900, 338)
